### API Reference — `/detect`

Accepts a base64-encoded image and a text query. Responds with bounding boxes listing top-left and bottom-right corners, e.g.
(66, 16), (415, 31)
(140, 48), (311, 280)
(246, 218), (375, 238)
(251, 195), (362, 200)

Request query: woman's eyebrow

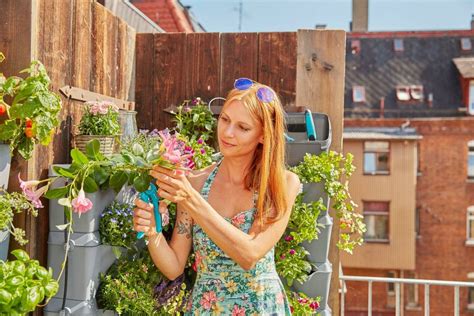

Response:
(221, 112), (253, 127)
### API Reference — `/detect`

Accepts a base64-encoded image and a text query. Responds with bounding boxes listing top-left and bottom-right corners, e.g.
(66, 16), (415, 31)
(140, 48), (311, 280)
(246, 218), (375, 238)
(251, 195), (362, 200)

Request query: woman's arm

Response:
(153, 167), (301, 270)
(134, 200), (193, 280)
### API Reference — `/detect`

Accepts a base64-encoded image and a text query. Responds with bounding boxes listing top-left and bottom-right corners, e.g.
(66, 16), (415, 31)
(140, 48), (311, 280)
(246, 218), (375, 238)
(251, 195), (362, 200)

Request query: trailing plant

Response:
(0, 52), (61, 159)
(99, 201), (135, 249)
(290, 151), (366, 254)
(287, 291), (320, 315)
(173, 97), (217, 144)
(0, 249), (59, 315)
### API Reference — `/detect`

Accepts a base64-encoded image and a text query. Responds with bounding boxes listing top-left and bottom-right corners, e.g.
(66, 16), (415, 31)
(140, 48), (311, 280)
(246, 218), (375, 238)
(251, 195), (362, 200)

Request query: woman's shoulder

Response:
(285, 169), (302, 193)
(187, 162), (217, 191)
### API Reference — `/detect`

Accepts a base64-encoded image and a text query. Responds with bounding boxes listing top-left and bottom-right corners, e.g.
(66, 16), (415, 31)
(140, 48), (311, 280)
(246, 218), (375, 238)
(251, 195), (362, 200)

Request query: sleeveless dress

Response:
(185, 161), (292, 315)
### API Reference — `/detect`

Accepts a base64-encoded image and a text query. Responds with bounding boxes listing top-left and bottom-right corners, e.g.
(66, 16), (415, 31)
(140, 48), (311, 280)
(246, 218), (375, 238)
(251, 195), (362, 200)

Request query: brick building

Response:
(340, 24), (474, 316)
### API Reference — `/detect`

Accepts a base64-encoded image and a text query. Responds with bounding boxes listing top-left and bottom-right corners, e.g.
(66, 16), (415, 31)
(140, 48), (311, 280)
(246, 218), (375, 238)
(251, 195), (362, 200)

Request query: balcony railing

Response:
(340, 275), (474, 316)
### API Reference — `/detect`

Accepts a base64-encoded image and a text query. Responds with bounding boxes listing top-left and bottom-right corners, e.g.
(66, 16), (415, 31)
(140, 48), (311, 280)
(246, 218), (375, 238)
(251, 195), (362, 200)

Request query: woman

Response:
(133, 78), (301, 315)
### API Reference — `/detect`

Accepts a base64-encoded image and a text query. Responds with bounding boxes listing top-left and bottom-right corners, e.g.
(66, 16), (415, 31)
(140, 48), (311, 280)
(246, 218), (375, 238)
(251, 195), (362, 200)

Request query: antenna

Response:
(238, 0), (243, 32)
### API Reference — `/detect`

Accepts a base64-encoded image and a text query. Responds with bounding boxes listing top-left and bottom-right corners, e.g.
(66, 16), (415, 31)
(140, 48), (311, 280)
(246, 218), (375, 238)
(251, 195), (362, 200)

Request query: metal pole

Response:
(341, 280), (345, 316)
(424, 284), (430, 316)
(368, 281), (373, 316)
(454, 286), (460, 316)
(395, 283), (401, 316)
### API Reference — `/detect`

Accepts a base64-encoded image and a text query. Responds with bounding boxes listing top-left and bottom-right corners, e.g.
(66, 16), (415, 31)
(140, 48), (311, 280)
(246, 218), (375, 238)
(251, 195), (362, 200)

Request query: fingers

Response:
(134, 198), (153, 211)
(151, 165), (186, 179)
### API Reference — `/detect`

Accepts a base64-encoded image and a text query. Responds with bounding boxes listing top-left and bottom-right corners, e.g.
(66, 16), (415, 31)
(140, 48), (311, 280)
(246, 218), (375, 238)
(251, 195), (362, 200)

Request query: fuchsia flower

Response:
(71, 189), (93, 215)
(18, 174), (46, 208)
(159, 130), (183, 164)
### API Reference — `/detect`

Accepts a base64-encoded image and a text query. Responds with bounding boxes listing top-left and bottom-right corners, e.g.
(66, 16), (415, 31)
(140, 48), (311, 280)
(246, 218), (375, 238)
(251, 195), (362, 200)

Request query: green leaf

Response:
(85, 139), (104, 161)
(0, 120), (17, 141)
(44, 186), (69, 199)
(11, 249), (29, 261)
(17, 138), (34, 160)
(57, 198), (71, 208)
(109, 171), (128, 192)
(92, 167), (109, 186)
(53, 166), (75, 179)
(83, 176), (99, 193)
(70, 148), (89, 165)
(55, 223), (69, 231)
(192, 113), (199, 123)
(133, 173), (151, 192)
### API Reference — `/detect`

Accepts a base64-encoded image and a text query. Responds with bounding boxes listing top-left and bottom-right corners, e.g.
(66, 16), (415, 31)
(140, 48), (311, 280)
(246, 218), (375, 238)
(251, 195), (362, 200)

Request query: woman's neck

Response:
(219, 156), (253, 187)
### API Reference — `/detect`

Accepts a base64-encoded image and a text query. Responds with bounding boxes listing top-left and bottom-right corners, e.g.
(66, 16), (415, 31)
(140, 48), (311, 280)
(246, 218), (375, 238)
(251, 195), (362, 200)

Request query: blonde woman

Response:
(133, 78), (300, 315)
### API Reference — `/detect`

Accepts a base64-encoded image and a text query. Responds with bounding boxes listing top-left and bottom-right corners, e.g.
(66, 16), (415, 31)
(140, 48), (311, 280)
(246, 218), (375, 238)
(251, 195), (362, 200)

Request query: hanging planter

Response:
(74, 135), (117, 158)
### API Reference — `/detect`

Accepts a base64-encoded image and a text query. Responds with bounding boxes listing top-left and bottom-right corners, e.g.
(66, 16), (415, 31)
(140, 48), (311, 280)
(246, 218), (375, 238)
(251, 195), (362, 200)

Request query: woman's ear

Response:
(259, 136), (264, 144)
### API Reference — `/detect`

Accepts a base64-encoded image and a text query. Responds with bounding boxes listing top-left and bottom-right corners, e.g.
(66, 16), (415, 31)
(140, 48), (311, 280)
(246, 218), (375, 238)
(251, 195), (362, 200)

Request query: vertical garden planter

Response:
(45, 232), (118, 315)
(0, 142), (11, 262)
(48, 165), (116, 233)
(285, 112), (332, 315)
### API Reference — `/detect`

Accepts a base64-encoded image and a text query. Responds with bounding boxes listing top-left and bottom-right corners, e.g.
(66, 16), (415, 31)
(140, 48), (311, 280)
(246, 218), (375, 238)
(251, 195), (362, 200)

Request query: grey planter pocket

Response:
(47, 231), (117, 302)
(0, 228), (10, 261)
(292, 261), (332, 311)
(302, 215), (333, 264)
(0, 143), (11, 190)
(49, 165), (116, 233)
(285, 112), (331, 167)
(44, 297), (101, 316)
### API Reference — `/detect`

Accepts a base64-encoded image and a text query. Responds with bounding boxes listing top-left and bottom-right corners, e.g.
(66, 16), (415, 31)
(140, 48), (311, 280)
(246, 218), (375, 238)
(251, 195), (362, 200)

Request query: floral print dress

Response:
(185, 161), (291, 315)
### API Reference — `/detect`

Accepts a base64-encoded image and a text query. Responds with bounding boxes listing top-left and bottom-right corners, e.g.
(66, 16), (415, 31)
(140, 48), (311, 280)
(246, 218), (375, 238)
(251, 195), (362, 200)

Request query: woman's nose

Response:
(223, 125), (235, 138)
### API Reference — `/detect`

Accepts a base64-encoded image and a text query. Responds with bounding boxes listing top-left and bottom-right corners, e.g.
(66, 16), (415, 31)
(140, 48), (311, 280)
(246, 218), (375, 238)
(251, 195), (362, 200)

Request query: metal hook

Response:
(208, 97), (226, 112)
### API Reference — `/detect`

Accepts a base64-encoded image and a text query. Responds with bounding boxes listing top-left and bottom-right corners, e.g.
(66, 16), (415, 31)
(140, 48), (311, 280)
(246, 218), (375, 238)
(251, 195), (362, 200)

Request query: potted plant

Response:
(74, 100), (120, 157)
(0, 249), (59, 315)
(0, 52), (62, 160)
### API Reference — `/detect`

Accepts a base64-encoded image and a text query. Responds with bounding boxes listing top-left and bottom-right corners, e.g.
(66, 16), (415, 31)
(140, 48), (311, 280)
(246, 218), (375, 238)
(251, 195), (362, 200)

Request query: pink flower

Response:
(159, 130), (183, 164)
(289, 249), (296, 255)
(71, 189), (93, 214)
(231, 213), (246, 227)
(193, 252), (202, 272)
(276, 292), (285, 305)
(231, 305), (246, 316)
(284, 235), (294, 242)
(197, 138), (203, 144)
(298, 298), (308, 304)
(280, 254), (286, 260)
(18, 174), (46, 208)
(310, 301), (320, 310)
(199, 291), (217, 310)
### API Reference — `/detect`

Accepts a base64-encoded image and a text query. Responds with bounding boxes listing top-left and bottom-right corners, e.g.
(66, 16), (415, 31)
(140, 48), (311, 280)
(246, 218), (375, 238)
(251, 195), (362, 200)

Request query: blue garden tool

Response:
(284, 133), (295, 142)
(137, 182), (162, 239)
(305, 109), (317, 141)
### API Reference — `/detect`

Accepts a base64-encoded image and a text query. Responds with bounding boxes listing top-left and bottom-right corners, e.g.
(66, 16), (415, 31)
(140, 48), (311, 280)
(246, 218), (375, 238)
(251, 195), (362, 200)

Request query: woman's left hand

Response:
(150, 165), (196, 204)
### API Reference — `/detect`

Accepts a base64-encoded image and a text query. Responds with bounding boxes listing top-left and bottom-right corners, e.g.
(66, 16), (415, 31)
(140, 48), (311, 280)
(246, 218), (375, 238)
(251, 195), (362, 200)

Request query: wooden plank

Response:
(91, 1), (107, 94)
(117, 20), (136, 102)
(296, 29), (346, 314)
(258, 32), (297, 107)
(124, 24), (136, 105)
(135, 33), (154, 130)
(0, 0), (34, 259)
(71, 0), (93, 136)
(105, 8), (118, 97)
(185, 33), (220, 102)
(153, 33), (187, 130)
(219, 33), (258, 97)
(59, 86), (134, 110)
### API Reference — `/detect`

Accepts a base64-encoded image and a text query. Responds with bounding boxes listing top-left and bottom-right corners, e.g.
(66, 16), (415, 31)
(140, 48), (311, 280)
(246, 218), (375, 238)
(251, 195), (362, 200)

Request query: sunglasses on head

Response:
(234, 77), (275, 103)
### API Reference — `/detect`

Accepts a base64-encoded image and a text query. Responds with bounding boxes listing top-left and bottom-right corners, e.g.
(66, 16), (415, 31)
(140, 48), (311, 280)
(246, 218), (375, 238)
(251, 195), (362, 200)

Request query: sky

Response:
(180, 0), (474, 33)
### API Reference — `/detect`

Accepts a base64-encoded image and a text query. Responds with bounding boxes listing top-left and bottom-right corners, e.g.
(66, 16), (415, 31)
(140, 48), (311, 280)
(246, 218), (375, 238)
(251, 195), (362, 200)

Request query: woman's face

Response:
(217, 100), (263, 158)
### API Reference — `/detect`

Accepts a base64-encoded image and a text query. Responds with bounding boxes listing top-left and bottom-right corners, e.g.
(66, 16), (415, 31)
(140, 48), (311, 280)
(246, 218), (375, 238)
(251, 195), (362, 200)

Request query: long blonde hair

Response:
(221, 82), (288, 226)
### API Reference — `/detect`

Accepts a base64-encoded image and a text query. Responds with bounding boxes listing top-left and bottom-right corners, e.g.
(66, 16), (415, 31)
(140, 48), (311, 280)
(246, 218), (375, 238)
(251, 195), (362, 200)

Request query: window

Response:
(468, 141), (474, 180)
(469, 285), (474, 310)
(461, 38), (472, 51)
(352, 86), (366, 102)
(415, 207), (421, 237)
(410, 85), (424, 100)
(351, 40), (361, 54)
(396, 86), (410, 101)
(363, 201), (390, 242)
(406, 271), (420, 308)
(387, 271), (396, 295)
(469, 81), (474, 115)
(467, 206), (474, 245)
(393, 39), (404, 52)
(364, 141), (390, 174)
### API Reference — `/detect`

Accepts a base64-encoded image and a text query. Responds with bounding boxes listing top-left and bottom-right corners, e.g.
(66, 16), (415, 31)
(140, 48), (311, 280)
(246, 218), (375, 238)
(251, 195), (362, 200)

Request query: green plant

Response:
(275, 194), (325, 286)
(78, 101), (120, 136)
(99, 201), (135, 249)
(0, 188), (39, 246)
(97, 245), (188, 315)
(0, 249), (59, 315)
(173, 97), (216, 144)
(290, 151), (366, 254)
(287, 291), (320, 315)
(0, 52), (62, 159)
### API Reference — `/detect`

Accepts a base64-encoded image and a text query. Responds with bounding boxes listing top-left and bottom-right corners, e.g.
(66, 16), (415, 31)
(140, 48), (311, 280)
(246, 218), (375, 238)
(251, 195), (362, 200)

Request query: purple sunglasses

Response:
(234, 78), (275, 103)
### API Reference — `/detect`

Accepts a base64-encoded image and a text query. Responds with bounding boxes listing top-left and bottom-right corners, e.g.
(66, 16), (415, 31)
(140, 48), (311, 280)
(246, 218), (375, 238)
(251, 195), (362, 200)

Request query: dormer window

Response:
(396, 86), (410, 101)
(351, 40), (361, 54)
(353, 86), (366, 102)
(410, 85), (424, 100)
(393, 39), (404, 52)
(461, 38), (472, 51)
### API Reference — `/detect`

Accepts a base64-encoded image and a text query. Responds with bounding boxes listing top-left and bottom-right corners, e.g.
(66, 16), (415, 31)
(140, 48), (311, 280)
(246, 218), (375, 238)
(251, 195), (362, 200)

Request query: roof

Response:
(345, 30), (474, 119)
(344, 127), (422, 140)
(453, 57), (474, 78)
(103, 0), (164, 33)
(130, 0), (200, 33)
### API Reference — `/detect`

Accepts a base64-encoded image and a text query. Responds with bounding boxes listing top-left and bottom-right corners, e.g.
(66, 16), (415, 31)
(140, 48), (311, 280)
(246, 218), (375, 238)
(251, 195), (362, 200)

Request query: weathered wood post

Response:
(296, 29), (346, 315)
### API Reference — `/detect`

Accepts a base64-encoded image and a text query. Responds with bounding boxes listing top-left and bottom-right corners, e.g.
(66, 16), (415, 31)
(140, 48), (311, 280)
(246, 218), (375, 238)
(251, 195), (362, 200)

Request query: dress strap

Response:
(200, 159), (223, 200)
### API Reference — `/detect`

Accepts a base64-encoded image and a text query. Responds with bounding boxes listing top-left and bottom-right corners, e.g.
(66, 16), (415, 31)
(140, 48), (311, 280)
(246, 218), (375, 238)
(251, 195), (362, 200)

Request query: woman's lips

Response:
(221, 139), (236, 147)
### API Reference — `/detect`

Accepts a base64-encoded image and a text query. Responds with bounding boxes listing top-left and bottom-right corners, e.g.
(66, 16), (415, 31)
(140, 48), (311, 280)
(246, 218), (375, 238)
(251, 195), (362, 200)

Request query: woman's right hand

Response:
(133, 199), (170, 237)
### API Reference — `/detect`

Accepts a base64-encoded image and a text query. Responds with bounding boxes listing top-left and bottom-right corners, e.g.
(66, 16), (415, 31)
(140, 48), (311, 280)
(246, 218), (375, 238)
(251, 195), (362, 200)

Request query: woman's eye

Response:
(240, 126), (250, 132)
(220, 116), (228, 122)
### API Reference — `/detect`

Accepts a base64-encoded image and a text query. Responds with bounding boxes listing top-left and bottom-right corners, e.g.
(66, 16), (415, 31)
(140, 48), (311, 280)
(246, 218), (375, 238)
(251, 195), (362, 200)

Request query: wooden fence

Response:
(0, 0), (135, 284)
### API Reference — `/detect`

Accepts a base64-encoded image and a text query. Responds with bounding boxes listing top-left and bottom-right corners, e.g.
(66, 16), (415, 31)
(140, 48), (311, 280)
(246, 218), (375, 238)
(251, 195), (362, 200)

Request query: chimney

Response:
(352, 0), (369, 32)
(471, 14), (474, 30)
